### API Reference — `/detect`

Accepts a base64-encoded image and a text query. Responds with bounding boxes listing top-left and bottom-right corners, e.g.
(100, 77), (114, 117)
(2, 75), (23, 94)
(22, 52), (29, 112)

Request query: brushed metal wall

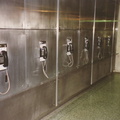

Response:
(78, 30), (92, 67)
(0, 0), (118, 120)
(93, 30), (113, 62)
(0, 80), (56, 120)
(0, 30), (27, 100)
(0, 0), (24, 28)
(93, 31), (104, 62)
(93, 58), (111, 83)
(59, 0), (79, 29)
(58, 30), (78, 76)
(58, 65), (91, 104)
(26, 30), (56, 87)
(24, 0), (57, 29)
(95, 0), (115, 30)
(79, 0), (95, 30)
(92, 30), (113, 83)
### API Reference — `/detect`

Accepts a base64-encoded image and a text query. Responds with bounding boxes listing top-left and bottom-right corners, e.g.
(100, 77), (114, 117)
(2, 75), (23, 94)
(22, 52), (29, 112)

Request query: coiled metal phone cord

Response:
(41, 61), (49, 78)
(0, 70), (10, 95)
(80, 49), (89, 64)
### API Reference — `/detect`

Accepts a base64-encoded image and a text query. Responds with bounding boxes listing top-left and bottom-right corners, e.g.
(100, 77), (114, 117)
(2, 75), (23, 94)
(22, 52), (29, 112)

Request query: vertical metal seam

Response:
(77, 30), (80, 67)
(78, 0), (81, 68)
(55, 0), (60, 107)
(24, 0), (27, 85)
(110, 0), (117, 73)
(24, 31), (27, 87)
(91, 0), (97, 85)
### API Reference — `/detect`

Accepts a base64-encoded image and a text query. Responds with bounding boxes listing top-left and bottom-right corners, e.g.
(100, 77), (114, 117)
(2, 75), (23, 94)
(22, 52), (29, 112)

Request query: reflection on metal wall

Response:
(25, 0), (57, 29)
(94, 31), (104, 62)
(79, 0), (95, 29)
(0, 30), (26, 99)
(93, 58), (111, 83)
(78, 30), (92, 67)
(0, 0), (118, 120)
(59, 0), (79, 29)
(58, 65), (91, 104)
(93, 30), (113, 62)
(95, 0), (115, 30)
(58, 30), (78, 76)
(0, 0), (25, 28)
(92, 30), (113, 83)
(26, 30), (56, 87)
(0, 80), (56, 120)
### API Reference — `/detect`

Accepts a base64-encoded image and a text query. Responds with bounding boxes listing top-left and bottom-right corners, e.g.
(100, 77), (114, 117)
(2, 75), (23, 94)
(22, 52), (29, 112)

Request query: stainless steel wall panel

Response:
(93, 61), (103, 83)
(26, 30), (56, 87)
(112, 55), (116, 71)
(0, 0), (118, 119)
(58, 30), (78, 76)
(98, 60), (106, 79)
(103, 31), (113, 58)
(0, 30), (26, 99)
(93, 58), (111, 83)
(34, 80), (55, 119)
(78, 30), (92, 67)
(79, 0), (95, 30)
(93, 30), (113, 62)
(93, 31), (104, 62)
(58, 65), (91, 104)
(0, 89), (36, 120)
(95, 0), (115, 30)
(59, 0), (79, 29)
(24, 0), (57, 29)
(93, 31), (112, 83)
(0, 0), (24, 28)
(92, 62), (99, 83)
(0, 80), (55, 120)
(104, 58), (111, 75)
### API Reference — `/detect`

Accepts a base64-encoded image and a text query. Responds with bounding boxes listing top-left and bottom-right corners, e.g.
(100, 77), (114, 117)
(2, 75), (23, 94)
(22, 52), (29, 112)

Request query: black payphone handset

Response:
(67, 43), (73, 54)
(40, 46), (48, 60)
(97, 36), (103, 60)
(39, 41), (49, 78)
(40, 41), (48, 61)
(0, 44), (10, 95)
(0, 51), (8, 67)
(0, 44), (8, 70)
(67, 38), (73, 55)
(84, 37), (89, 50)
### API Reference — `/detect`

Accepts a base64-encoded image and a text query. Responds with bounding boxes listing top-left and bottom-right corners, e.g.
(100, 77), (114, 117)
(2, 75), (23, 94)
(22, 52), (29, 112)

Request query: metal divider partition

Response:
(91, 0), (97, 85)
(111, 0), (118, 72)
(55, 0), (60, 107)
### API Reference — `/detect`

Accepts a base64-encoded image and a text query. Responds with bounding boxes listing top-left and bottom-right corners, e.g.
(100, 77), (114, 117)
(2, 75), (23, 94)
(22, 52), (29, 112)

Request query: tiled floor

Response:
(42, 73), (120, 120)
